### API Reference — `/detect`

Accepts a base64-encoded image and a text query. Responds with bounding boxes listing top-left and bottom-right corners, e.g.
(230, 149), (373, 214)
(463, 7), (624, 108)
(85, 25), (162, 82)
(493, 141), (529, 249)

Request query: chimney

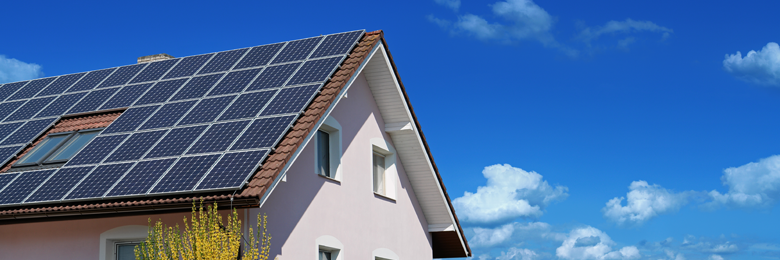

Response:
(137, 53), (175, 64)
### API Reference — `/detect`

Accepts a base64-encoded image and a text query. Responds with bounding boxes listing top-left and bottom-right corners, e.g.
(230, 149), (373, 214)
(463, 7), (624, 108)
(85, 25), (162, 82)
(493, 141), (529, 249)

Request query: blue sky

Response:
(2, 1), (779, 259)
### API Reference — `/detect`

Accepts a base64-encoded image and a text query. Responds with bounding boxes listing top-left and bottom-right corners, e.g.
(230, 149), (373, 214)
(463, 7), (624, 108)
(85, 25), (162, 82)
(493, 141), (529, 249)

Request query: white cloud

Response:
(495, 247), (539, 260)
(578, 19), (673, 43)
(0, 54), (43, 83)
(708, 154), (780, 208)
(555, 226), (640, 260)
(709, 254), (724, 260)
(603, 181), (690, 226)
(453, 164), (568, 225)
(433, 0), (460, 11)
(664, 250), (687, 260)
(723, 42), (780, 86)
(470, 222), (562, 248)
(472, 223), (517, 248)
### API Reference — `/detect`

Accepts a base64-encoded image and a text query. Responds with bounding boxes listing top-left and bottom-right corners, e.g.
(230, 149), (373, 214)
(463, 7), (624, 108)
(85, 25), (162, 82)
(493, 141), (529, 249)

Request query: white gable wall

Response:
(252, 72), (432, 259)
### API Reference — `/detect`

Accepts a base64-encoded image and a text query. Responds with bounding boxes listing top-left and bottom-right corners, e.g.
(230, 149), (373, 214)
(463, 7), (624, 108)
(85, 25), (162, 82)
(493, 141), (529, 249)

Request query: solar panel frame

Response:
(134, 78), (188, 105)
(104, 130), (167, 163)
(310, 30), (365, 59)
(98, 63), (147, 88)
(101, 105), (160, 134)
(0, 118), (57, 146)
(0, 100), (26, 122)
(194, 149), (269, 190)
(197, 48), (250, 75)
(100, 83), (154, 110)
(0, 173), (20, 195)
(0, 82), (29, 102)
(130, 59), (179, 84)
(148, 154), (221, 194)
(217, 90), (276, 121)
(105, 158), (176, 197)
(286, 56), (344, 86)
(169, 73), (224, 101)
(246, 62), (302, 91)
(66, 87), (120, 114)
(67, 68), (115, 93)
(206, 68), (263, 96)
(65, 162), (134, 200)
(143, 125), (207, 159)
(0, 145), (25, 167)
(139, 101), (197, 130)
(163, 54), (213, 79)
(37, 73), (86, 97)
(8, 77), (56, 101)
(259, 84), (321, 116)
(34, 92), (88, 118)
(65, 134), (129, 166)
(24, 166), (95, 203)
(233, 43), (285, 70)
(0, 169), (55, 205)
(230, 115), (297, 150)
(270, 36), (324, 64)
(185, 120), (251, 155)
(177, 95), (236, 126)
(5, 97), (55, 122)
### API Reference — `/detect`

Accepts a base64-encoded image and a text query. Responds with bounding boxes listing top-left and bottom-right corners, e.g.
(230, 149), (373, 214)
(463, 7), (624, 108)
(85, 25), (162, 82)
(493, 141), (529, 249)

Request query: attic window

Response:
(13, 129), (101, 167)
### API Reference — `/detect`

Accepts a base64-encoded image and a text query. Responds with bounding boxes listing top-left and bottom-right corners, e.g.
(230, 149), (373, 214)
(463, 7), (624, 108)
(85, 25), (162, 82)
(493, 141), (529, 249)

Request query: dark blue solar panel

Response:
(102, 106), (159, 134)
(0, 100), (25, 121)
(177, 96), (235, 125)
(198, 48), (249, 74)
(68, 68), (115, 93)
(66, 134), (128, 166)
(8, 77), (56, 101)
(149, 154), (220, 194)
(0, 170), (54, 205)
(25, 166), (94, 202)
(196, 150), (268, 190)
(107, 158), (176, 196)
(260, 84), (319, 116)
(0, 82), (28, 101)
(271, 37), (323, 64)
(100, 83), (153, 110)
(0, 173), (18, 193)
(0, 122), (24, 143)
(67, 87), (119, 114)
(206, 68), (262, 96)
(134, 79), (187, 105)
(234, 43), (284, 69)
(186, 120), (250, 154)
(218, 91), (275, 121)
(0, 145), (23, 165)
(98, 64), (146, 88)
(164, 54), (212, 79)
(231, 115), (296, 150)
(139, 101), (196, 130)
(144, 126), (207, 158)
(5, 97), (55, 122)
(169, 74), (223, 101)
(310, 31), (363, 58)
(286, 57), (342, 86)
(246, 63), (301, 91)
(105, 130), (166, 162)
(66, 163), (133, 199)
(35, 92), (86, 118)
(131, 59), (178, 83)
(1, 118), (56, 145)
(37, 73), (86, 97)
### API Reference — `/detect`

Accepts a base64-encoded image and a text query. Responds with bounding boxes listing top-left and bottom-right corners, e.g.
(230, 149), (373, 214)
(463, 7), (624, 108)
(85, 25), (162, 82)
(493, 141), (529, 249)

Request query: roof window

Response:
(13, 129), (101, 168)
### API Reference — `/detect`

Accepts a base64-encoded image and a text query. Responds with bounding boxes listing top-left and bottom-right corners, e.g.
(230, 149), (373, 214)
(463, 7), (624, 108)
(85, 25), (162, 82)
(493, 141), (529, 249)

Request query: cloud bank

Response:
(708, 154), (780, 208)
(723, 42), (780, 86)
(0, 54), (43, 83)
(453, 164), (568, 225)
(556, 226), (640, 260)
(603, 181), (690, 226)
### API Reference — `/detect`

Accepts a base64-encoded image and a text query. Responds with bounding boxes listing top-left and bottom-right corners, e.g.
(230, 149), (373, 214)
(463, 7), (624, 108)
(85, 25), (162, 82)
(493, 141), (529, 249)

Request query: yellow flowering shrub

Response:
(135, 201), (270, 260)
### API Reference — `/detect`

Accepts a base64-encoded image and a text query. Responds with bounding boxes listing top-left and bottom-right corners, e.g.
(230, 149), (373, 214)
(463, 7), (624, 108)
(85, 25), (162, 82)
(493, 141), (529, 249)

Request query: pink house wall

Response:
(254, 72), (432, 259)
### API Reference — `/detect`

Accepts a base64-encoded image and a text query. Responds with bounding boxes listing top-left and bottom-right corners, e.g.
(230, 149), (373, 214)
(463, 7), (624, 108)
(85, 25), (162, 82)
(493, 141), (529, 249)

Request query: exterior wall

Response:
(254, 72), (432, 259)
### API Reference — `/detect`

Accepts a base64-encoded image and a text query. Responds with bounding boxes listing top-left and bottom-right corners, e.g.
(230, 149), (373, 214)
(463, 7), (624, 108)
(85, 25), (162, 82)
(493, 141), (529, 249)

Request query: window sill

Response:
(373, 192), (396, 202)
(318, 174), (341, 184)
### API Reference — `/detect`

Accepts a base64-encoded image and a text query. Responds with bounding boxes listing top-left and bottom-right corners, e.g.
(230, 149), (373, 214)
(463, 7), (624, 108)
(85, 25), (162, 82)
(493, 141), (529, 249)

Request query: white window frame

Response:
(99, 225), (148, 260)
(371, 137), (397, 200)
(315, 235), (343, 260)
(373, 248), (400, 260)
(315, 116), (342, 181)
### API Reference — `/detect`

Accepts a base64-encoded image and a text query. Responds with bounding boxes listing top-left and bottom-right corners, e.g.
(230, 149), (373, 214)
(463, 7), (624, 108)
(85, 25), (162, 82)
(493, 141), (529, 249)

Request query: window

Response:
(373, 152), (385, 195)
(315, 116), (342, 181)
(115, 242), (139, 260)
(315, 235), (343, 260)
(371, 138), (397, 199)
(13, 128), (101, 168)
(318, 249), (332, 260)
(316, 130), (331, 177)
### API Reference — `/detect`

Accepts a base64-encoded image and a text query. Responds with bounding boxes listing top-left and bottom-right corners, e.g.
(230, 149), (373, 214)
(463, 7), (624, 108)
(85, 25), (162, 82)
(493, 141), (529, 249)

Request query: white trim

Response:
(314, 116), (343, 181)
(372, 248), (399, 260)
(99, 225), (147, 260)
(315, 235), (343, 260)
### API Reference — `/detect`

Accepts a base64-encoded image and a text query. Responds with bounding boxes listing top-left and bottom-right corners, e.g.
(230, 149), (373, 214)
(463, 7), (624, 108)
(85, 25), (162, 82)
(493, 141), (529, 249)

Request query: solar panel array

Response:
(0, 30), (364, 207)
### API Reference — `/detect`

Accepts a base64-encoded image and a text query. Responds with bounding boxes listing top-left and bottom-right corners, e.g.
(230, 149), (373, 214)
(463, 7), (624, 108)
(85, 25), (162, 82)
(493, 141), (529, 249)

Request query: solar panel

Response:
(0, 82), (28, 101)
(149, 154), (220, 194)
(177, 95), (235, 126)
(106, 158), (176, 196)
(0, 123), (25, 144)
(0, 100), (25, 121)
(0, 145), (24, 166)
(260, 84), (319, 116)
(8, 77), (56, 101)
(34, 92), (87, 118)
(68, 68), (115, 93)
(65, 163), (133, 199)
(66, 134), (128, 165)
(164, 54), (212, 79)
(233, 43), (284, 69)
(139, 101), (196, 130)
(186, 120), (250, 154)
(206, 68), (262, 96)
(131, 59), (178, 83)
(37, 73), (86, 97)
(286, 57), (342, 86)
(105, 130), (166, 162)
(25, 166), (94, 202)
(144, 125), (207, 159)
(217, 91), (275, 121)
(0, 118), (57, 146)
(195, 150), (268, 190)
(0, 169), (54, 205)
(102, 106), (159, 134)
(0, 173), (18, 193)
(100, 83), (153, 110)
(231, 115), (296, 150)
(198, 48), (249, 74)
(67, 87), (119, 114)
(5, 97), (55, 122)
(169, 73), (223, 101)
(135, 79), (187, 105)
(270, 37), (323, 64)
(310, 31), (363, 58)
(246, 62), (301, 91)
(98, 64), (146, 88)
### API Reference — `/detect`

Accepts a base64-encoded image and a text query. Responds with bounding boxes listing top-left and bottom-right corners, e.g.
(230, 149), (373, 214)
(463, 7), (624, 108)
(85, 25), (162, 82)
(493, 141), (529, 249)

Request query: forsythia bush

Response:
(135, 201), (271, 260)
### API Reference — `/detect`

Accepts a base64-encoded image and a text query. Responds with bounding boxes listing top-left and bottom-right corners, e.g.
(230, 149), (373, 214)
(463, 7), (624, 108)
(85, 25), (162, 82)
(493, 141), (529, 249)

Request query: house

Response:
(0, 30), (471, 260)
